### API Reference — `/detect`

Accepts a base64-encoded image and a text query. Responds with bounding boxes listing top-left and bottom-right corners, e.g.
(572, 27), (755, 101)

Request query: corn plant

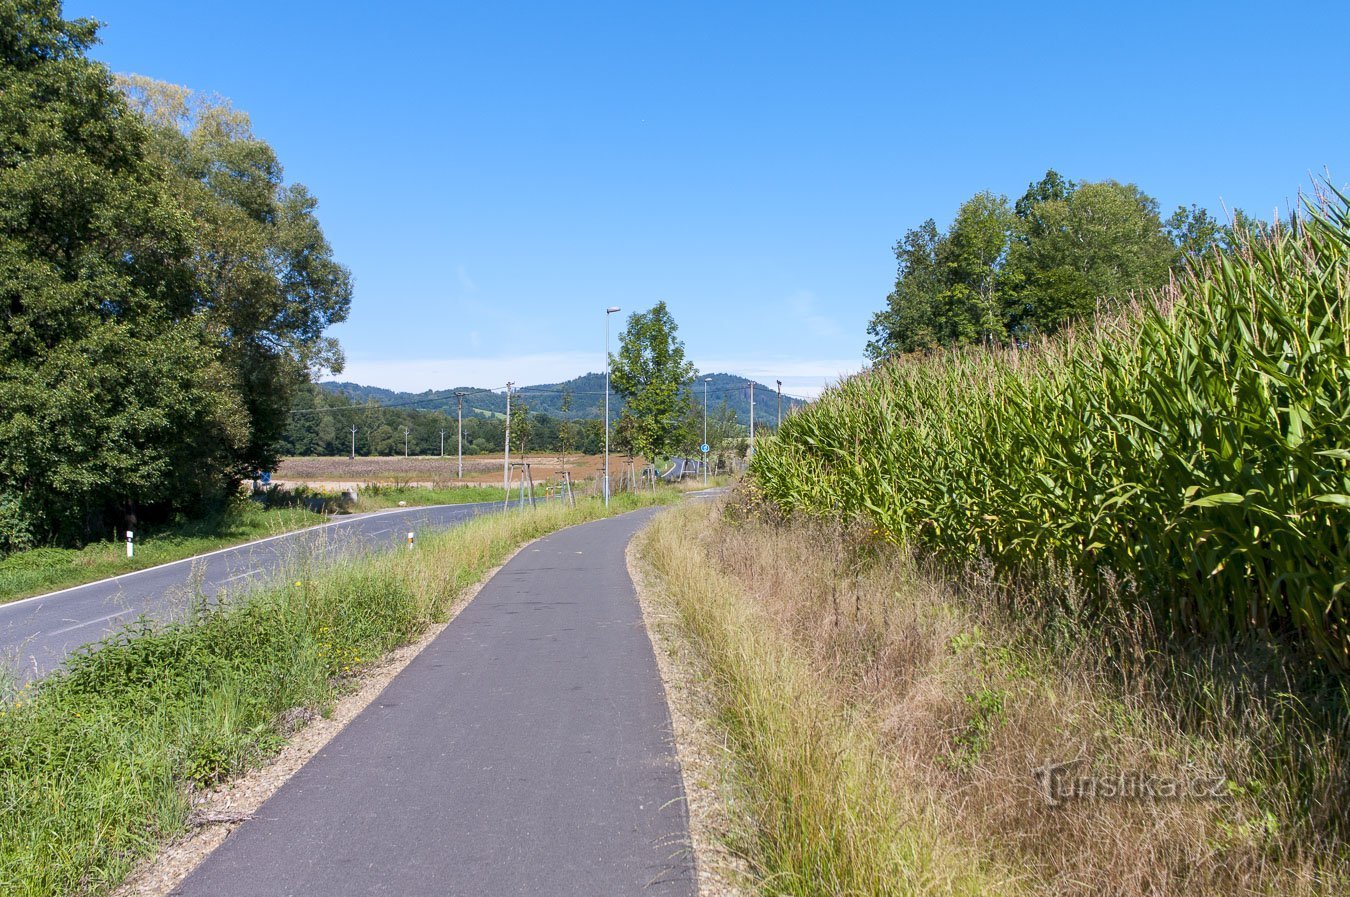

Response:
(752, 186), (1350, 666)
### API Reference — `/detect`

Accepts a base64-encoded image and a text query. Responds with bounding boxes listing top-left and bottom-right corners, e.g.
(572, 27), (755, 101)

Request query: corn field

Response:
(751, 188), (1350, 666)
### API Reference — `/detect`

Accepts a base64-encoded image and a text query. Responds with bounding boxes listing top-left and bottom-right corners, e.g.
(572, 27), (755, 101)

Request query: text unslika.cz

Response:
(1032, 761), (1229, 807)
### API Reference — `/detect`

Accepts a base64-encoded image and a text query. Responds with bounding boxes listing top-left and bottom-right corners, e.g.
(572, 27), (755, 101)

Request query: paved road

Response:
(0, 502), (502, 681)
(175, 507), (694, 897)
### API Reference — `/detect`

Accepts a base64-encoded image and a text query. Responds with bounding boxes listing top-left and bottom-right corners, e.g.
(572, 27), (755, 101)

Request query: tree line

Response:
(865, 169), (1272, 357)
(280, 373), (749, 462)
(0, 1), (350, 549)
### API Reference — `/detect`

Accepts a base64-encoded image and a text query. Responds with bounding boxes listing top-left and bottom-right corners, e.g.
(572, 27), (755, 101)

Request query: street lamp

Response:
(604, 306), (621, 507)
(454, 391), (465, 479)
(703, 376), (712, 485)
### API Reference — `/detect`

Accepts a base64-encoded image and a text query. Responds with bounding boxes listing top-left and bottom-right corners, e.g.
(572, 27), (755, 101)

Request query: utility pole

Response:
(403, 425), (410, 458)
(350, 426), (357, 460)
(703, 376), (712, 486)
(749, 380), (755, 460)
(455, 391), (465, 479)
(777, 379), (783, 430)
(440, 429), (445, 458)
(503, 382), (513, 494)
(604, 306), (621, 507)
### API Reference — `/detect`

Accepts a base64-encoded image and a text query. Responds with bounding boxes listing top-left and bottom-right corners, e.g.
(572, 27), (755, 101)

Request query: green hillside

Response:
(319, 372), (804, 426)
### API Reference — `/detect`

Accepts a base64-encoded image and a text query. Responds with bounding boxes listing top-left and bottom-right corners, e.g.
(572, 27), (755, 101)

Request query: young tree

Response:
(609, 302), (696, 460)
(557, 388), (574, 468)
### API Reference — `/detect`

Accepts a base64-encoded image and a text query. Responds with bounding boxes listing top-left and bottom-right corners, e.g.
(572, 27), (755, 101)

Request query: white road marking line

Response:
(48, 609), (128, 637)
(222, 569), (262, 584)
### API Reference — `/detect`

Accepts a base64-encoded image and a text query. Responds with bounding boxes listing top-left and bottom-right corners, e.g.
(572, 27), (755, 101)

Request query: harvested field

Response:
(275, 454), (606, 487)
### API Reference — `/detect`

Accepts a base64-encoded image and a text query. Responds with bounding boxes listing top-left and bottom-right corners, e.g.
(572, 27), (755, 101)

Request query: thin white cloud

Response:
(455, 265), (477, 293)
(330, 353), (602, 392)
(786, 290), (842, 339)
(694, 357), (864, 399)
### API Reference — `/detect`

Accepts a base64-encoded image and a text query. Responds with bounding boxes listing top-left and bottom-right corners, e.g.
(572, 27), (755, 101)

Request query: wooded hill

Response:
(318, 371), (804, 427)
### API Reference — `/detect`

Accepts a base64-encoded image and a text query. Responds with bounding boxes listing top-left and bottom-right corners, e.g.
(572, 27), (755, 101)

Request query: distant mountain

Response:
(319, 372), (804, 427)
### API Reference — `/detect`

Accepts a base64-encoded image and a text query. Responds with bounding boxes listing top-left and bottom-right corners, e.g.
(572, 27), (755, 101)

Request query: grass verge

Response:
(634, 501), (1016, 896)
(0, 490), (674, 897)
(638, 498), (1348, 896)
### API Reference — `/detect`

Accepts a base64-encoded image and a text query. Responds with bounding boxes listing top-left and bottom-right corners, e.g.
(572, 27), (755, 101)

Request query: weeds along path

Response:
(173, 507), (695, 897)
(0, 502), (501, 682)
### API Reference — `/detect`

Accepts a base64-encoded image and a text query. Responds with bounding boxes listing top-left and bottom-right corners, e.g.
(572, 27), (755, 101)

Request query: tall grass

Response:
(0, 492), (670, 897)
(752, 187), (1350, 666)
(635, 505), (1013, 896)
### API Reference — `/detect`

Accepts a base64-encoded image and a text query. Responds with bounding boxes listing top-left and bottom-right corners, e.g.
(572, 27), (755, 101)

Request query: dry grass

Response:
(636, 503), (1018, 896)
(275, 453), (607, 487)
(639, 498), (1349, 896)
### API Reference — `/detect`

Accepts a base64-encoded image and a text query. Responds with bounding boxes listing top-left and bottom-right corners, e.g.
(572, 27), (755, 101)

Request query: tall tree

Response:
(1003, 178), (1175, 333)
(609, 301), (696, 460)
(865, 220), (945, 358)
(0, 1), (243, 546)
(118, 75), (352, 480)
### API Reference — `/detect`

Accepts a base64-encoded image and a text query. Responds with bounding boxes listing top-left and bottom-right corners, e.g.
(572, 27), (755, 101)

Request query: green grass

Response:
(353, 483), (509, 508)
(0, 489), (676, 897)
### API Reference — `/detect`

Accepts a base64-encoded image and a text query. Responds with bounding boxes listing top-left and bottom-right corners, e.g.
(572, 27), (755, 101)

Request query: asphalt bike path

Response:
(174, 506), (694, 896)
(0, 501), (501, 681)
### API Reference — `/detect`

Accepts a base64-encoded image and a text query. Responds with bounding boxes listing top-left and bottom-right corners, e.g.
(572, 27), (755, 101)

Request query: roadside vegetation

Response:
(707, 187), (1350, 894)
(639, 499), (1347, 896)
(0, 491), (675, 897)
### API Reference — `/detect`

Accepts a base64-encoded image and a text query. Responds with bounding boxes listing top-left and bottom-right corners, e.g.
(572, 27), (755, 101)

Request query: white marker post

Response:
(407, 531), (415, 550)
(126, 530), (134, 559)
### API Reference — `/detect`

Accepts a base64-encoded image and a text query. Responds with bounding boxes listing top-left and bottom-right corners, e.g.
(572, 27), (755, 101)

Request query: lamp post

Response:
(455, 391), (465, 479)
(604, 306), (621, 507)
(503, 382), (513, 497)
(703, 376), (712, 485)
(777, 379), (783, 429)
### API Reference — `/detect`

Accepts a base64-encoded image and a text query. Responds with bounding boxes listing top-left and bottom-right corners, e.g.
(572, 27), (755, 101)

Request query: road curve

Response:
(0, 502), (501, 681)
(173, 506), (694, 897)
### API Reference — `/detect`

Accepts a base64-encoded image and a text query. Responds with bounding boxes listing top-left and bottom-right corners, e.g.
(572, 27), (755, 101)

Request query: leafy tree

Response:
(868, 169), (1190, 359)
(0, 2), (244, 545)
(557, 388), (574, 466)
(612, 411), (641, 460)
(609, 301), (696, 460)
(945, 192), (1014, 346)
(1003, 178), (1175, 333)
(118, 75), (351, 479)
(509, 396), (532, 456)
(866, 220), (945, 358)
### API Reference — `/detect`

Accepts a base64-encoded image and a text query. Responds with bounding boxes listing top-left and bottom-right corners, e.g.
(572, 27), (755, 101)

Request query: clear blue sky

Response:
(69, 0), (1349, 397)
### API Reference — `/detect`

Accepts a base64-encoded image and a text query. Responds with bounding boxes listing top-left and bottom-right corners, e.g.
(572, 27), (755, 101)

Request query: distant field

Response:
(276, 454), (607, 486)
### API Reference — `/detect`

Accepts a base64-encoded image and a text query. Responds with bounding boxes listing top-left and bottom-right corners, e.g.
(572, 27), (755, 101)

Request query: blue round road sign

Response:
(700, 443), (710, 454)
